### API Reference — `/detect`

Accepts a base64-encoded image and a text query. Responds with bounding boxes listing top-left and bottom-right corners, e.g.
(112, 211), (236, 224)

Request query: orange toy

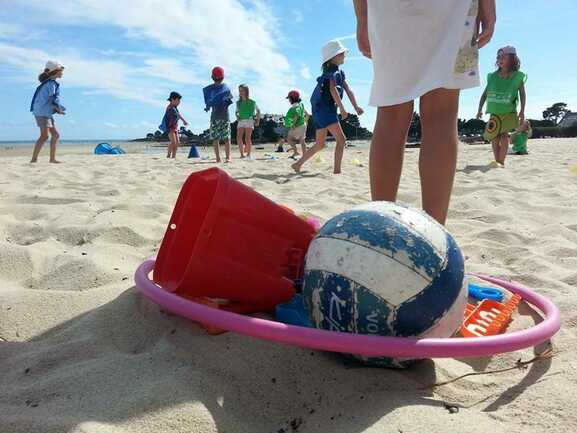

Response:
(461, 294), (522, 337)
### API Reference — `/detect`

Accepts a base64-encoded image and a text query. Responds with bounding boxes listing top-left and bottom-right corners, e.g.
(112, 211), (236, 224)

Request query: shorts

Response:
(237, 119), (255, 129)
(312, 108), (339, 129)
(288, 124), (306, 141)
(35, 116), (55, 128)
(483, 112), (518, 142)
(210, 119), (230, 141)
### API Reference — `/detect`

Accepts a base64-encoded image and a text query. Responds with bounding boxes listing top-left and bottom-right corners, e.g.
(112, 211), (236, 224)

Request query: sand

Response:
(1, 139), (576, 433)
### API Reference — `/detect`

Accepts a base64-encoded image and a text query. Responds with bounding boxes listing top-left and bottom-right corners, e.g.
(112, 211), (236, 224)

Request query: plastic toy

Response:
(94, 142), (125, 155)
(468, 282), (504, 302)
(152, 168), (317, 313)
(461, 294), (521, 337)
(135, 261), (561, 359)
(188, 145), (200, 158)
(275, 294), (312, 328)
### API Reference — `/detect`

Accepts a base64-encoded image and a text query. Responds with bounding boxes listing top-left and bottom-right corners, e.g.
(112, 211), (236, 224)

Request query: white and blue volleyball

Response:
(302, 202), (467, 368)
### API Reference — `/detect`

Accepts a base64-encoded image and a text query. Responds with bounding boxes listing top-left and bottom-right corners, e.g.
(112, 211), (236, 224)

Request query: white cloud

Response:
(5, 0), (296, 114)
(292, 10), (304, 23)
(300, 66), (312, 80)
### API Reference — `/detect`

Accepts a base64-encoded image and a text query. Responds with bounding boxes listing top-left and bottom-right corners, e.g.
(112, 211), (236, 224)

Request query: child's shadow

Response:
(457, 164), (494, 174)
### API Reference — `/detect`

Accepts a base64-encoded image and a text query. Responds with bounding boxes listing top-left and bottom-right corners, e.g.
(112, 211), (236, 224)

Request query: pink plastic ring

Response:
(135, 259), (561, 358)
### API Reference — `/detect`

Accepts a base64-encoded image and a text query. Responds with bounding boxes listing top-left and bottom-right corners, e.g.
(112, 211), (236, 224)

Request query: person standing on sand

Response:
(477, 45), (527, 167)
(354, 0), (496, 225)
(284, 90), (309, 159)
(30, 61), (66, 164)
(291, 40), (364, 175)
(204, 66), (233, 163)
(159, 91), (188, 159)
(236, 84), (261, 160)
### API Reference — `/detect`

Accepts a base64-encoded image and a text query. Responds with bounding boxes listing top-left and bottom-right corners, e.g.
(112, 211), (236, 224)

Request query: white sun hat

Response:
(45, 60), (65, 72)
(321, 39), (349, 63)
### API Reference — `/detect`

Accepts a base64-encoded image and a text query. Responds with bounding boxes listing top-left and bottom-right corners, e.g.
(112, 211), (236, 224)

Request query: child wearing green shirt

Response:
(284, 90), (309, 159)
(236, 84), (261, 160)
(477, 45), (527, 167)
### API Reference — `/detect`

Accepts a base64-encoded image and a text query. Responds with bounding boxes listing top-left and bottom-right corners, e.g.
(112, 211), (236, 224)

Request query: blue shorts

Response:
(312, 108), (339, 129)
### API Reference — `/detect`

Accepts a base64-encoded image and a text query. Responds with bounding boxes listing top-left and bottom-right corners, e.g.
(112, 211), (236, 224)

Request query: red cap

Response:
(286, 90), (300, 100)
(212, 66), (224, 80)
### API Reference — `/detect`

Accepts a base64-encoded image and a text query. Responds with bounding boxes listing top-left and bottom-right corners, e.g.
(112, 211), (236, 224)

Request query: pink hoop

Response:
(135, 259), (561, 358)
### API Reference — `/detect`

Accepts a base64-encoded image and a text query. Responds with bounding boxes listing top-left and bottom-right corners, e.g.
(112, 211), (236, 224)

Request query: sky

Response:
(1, 0), (577, 141)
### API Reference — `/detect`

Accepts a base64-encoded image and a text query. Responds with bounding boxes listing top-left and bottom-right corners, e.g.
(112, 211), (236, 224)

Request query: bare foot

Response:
(216, 158), (222, 163)
(225, 158), (231, 163)
(333, 169), (341, 175)
(49, 160), (62, 164)
(291, 162), (301, 173)
(30, 159), (38, 163)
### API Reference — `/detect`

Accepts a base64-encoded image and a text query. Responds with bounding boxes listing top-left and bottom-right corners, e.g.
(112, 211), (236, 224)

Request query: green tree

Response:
(542, 102), (569, 124)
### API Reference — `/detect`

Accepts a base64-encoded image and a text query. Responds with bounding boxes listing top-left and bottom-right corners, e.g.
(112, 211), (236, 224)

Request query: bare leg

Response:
(213, 139), (221, 162)
(48, 127), (61, 163)
(31, 128), (49, 163)
(491, 138), (499, 161)
(224, 138), (231, 162)
(292, 128), (327, 173)
(497, 134), (509, 165)
(369, 101), (414, 201)
(245, 129), (253, 157)
(300, 138), (307, 156)
(237, 128), (245, 158)
(326, 122), (347, 174)
(419, 88), (460, 225)
(287, 136), (298, 157)
(173, 134), (180, 158)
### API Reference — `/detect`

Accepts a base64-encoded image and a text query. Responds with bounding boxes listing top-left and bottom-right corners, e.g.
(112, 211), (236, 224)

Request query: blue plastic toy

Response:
(188, 145), (200, 158)
(468, 282), (504, 302)
(275, 294), (312, 328)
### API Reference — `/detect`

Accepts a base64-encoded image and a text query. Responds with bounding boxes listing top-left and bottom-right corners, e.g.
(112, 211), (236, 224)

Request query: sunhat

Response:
(45, 60), (65, 72)
(498, 45), (517, 56)
(321, 40), (348, 63)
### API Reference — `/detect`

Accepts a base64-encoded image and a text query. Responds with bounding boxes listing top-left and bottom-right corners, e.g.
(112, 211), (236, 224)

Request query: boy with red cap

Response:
(203, 66), (233, 163)
(284, 90), (309, 158)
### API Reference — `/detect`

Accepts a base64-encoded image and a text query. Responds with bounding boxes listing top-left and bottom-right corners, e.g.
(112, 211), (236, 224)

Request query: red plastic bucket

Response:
(153, 167), (317, 309)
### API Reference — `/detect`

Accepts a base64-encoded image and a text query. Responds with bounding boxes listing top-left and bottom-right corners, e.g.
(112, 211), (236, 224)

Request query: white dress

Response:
(368, 0), (480, 107)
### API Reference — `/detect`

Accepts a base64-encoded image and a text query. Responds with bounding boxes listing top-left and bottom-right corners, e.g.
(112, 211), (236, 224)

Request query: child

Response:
(284, 90), (310, 159)
(477, 45), (526, 167)
(292, 40), (363, 174)
(236, 84), (261, 159)
(355, 0), (495, 225)
(30, 60), (66, 163)
(511, 119), (531, 155)
(203, 66), (233, 163)
(159, 91), (188, 159)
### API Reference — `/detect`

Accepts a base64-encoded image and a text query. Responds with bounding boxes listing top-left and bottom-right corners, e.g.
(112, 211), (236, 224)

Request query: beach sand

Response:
(1, 139), (576, 433)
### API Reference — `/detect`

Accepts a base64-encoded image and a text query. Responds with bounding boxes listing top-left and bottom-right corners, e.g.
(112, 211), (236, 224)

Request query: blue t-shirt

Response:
(30, 79), (65, 117)
(203, 83), (232, 122)
(310, 65), (346, 112)
(159, 106), (179, 133)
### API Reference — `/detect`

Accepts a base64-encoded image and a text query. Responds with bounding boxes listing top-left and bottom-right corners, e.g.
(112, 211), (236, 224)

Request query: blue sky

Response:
(1, 0), (576, 141)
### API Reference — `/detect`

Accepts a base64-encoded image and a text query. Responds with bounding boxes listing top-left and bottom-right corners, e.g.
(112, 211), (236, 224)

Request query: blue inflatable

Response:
(94, 143), (126, 155)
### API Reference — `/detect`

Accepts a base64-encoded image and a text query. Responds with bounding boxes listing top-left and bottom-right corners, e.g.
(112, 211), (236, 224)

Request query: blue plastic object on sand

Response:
(188, 144), (200, 158)
(275, 294), (312, 328)
(94, 142), (125, 155)
(469, 282), (504, 302)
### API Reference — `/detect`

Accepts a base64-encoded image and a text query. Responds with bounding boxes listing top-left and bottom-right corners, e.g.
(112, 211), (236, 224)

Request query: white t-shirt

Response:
(368, 0), (480, 107)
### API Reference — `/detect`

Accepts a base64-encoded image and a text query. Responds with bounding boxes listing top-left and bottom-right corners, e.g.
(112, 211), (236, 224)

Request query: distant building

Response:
(559, 112), (577, 127)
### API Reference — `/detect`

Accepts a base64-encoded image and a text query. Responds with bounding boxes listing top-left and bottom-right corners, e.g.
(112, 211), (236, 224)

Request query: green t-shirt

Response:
(237, 99), (257, 120)
(284, 102), (305, 129)
(485, 70), (527, 114)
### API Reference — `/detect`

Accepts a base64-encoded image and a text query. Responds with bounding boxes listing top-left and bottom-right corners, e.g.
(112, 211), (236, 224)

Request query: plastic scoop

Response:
(461, 294), (522, 338)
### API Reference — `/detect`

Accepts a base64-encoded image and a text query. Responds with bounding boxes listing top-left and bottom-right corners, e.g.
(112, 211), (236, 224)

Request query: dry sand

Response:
(1, 139), (576, 433)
